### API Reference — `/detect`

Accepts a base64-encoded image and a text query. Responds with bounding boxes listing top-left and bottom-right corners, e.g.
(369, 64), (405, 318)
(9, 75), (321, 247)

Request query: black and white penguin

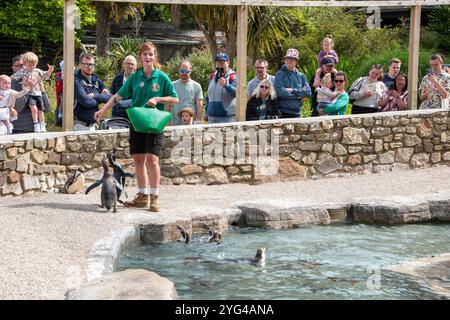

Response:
(211, 247), (267, 267)
(63, 167), (85, 194)
(207, 228), (223, 244)
(108, 148), (134, 203)
(176, 225), (191, 244)
(85, 155), (123, 213)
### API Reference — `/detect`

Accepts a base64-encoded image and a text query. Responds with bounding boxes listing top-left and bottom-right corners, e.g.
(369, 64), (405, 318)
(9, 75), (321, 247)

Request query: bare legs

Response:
(133, 153), (160, 190)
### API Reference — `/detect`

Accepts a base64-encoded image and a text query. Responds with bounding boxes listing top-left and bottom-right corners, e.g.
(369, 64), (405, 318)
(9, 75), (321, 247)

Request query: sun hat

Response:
(177, 107), (195, 119)
(284, 48), (299, 60)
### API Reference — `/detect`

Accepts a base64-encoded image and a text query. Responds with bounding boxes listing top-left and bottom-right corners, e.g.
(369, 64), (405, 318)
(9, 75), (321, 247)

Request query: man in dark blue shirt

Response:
(74, 52), (112, 131)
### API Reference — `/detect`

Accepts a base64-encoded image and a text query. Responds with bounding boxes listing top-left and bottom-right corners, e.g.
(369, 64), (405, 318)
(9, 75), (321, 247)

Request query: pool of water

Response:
(118, 223), (450, 300)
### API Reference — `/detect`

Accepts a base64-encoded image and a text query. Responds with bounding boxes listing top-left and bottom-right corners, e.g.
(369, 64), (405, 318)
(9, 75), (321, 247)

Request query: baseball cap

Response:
(321, 57), (336, 66)
(215, 52), (230, 62)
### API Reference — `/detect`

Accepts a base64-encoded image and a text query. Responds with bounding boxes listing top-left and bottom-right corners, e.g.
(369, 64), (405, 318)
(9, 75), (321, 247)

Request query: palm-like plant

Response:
(188, 5), (291, 64)
(107, 36), (146, 72)
(427, 5), (450, 53)
(247, 7), (292, 61)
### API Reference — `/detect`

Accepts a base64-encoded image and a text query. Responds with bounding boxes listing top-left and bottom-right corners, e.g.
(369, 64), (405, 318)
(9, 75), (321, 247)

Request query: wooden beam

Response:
(407, 5), (421, 110)
(92, 0), (445, 7)
(236, 5), (248, 122)
(63, 0), (75, 131)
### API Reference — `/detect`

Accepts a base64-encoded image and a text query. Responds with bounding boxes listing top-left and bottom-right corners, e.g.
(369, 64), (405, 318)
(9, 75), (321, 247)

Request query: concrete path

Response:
(1, 166), (450, 299)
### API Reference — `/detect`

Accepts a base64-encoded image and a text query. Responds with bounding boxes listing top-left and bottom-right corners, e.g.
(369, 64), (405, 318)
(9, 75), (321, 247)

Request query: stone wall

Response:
(1, 109), (450, 196)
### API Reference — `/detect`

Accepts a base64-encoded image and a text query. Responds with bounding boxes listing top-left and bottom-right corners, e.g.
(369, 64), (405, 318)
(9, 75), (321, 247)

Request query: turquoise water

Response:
(118, 224), (450, 299)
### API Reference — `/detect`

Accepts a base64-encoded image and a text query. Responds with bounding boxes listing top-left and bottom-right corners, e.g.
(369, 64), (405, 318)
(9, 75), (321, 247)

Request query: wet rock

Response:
(348, 197), (431, 224)
(237, 200), (330, 229)
(65, 269), (177, 300)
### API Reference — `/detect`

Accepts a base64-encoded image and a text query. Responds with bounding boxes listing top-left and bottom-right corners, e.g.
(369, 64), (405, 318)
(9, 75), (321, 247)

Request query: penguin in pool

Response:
(108, 148), (134, 203)
(62, 167), (85, 194)
(207, 228), (223, 244)
(176, 225), (191, 244)
(85, 155), (123, 213)
(213, 247), (266, 267)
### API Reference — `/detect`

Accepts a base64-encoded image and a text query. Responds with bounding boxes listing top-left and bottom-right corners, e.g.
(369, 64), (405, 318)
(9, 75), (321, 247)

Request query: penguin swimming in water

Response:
(85, 155), (123, 213)
(176, 225), (191, 244)
(108, 148), (134, 204)
(207, 228), (223, 244)
(62, 167), (85, 194)
(208, 247), (267, 267)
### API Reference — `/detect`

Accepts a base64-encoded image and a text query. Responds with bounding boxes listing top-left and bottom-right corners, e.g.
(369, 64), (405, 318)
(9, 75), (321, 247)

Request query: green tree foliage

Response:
(426, 5), (450, 54)
(0, 0), (95, 43)
(165, 49), (214, 95)
(247, 7), (292, 61)
(281, 8), (405, 81)
(188, 5), (292, 64)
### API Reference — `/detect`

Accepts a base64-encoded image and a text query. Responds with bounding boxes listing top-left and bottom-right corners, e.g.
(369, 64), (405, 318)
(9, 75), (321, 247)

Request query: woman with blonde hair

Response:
(95, 42), (178, 212)
(246, 78), (280, 121)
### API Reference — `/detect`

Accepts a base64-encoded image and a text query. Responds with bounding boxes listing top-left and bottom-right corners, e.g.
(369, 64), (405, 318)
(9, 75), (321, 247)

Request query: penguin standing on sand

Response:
(62, 167), (85, 194)
(108, 148), (134, 203)
(85, 155), (123, 213)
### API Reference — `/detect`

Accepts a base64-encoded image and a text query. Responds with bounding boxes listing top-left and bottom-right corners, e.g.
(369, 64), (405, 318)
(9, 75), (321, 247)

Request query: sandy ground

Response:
(1, 166), (450, 299)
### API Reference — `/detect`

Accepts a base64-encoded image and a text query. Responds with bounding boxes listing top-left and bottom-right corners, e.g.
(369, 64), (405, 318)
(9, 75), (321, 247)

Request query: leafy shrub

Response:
(95, 56), (115, 86)
(107, 36), (147, 72)
(165, 49), (214, 94)
(426, 5), (450, 54)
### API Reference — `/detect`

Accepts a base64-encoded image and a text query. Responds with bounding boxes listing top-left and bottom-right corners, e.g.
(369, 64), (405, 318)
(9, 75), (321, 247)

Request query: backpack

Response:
(99, 117), (131, 130)
(348, 77), (365, 105)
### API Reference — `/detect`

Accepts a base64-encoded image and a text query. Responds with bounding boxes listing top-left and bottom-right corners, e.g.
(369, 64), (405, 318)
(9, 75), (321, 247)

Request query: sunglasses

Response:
(179, 69), (190, 74)
(334, 79), (345, 83)
(260, 85), (270, 89)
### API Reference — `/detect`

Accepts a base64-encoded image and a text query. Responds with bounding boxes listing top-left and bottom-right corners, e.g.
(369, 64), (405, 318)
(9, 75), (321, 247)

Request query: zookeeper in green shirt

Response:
(95, 42), (178, 213)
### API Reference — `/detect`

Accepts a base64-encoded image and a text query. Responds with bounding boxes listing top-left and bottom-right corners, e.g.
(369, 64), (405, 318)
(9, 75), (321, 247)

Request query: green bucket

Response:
(126, 106), (172, 134)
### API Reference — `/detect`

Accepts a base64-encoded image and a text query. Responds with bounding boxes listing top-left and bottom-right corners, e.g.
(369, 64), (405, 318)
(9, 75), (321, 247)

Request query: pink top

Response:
(317, 50), (339, 65)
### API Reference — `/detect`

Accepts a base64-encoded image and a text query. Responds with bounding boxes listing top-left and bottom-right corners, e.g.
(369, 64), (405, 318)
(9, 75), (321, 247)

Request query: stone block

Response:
(205, 167), (228, 185)
(30, 149), (47, 164)
(67, 142), (82, 152)
(66, 269), (177, 300)
(21, 174), (41, 191)
(395, 148), (414, 163)
(61, 153), (80, 165)
(0, 183), (23, 195)
(315, 154), (342, 175)
(33, 139), (47, 150)
(237, 201), (330, 229)
(348, 198), (431, 224)
(180, 164), (203, 175)
(411, 153), (430, 168)
(342, 127), (370, 145)
(55, 137), (66, 152)
(3, 160), (16, 171)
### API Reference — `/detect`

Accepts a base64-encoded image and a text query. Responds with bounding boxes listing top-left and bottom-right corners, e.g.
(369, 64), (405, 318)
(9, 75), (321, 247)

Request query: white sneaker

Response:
(33, 122), (40, 133)
(39, 122), (47, 132)
(6, 124), (13, 134)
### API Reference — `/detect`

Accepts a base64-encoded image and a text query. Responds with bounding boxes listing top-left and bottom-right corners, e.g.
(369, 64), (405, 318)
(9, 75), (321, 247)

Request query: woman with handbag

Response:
(94, 42), (179, 212)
